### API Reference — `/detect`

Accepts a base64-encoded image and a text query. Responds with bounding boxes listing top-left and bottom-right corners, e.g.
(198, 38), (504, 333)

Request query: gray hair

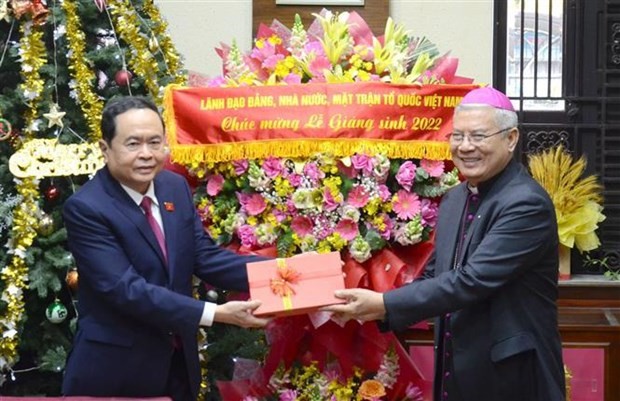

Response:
(455, 103), (518, 135)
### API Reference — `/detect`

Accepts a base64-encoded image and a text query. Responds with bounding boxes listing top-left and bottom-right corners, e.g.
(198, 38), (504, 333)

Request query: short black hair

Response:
(100, 96), (164, 143)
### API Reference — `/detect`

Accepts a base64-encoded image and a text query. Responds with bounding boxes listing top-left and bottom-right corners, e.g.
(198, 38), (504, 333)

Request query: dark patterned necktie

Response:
(140, 196), (167, 263)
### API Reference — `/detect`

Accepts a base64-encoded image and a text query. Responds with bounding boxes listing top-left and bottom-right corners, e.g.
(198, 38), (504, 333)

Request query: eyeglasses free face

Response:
(448, 127), (514, 145)
(121, 137), (165, 153)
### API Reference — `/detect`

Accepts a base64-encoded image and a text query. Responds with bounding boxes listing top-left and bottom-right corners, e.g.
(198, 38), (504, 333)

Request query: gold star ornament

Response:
(43, 104), (66, 129)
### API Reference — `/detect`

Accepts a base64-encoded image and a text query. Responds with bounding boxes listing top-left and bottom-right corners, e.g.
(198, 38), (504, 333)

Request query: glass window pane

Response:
(506, 0), (565, 111)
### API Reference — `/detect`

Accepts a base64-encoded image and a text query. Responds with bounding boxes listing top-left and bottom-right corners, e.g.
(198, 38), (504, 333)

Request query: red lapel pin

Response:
(164, 202), (175, 212)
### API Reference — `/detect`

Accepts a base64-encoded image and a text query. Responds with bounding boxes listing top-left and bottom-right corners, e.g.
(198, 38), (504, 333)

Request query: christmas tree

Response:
(0, 0), (186, 394)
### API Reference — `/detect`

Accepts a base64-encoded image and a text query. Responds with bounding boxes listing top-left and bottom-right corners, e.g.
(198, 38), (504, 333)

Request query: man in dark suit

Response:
(323, 87), (565, 401)
(62, 96), (270, 401)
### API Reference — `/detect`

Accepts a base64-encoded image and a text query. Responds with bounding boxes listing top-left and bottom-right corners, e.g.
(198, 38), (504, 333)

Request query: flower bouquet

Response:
(207, 9), (469, 86)
(216, 317), (428, 401)
(172, 10), (475, 400)
(192, 153), (459, 263)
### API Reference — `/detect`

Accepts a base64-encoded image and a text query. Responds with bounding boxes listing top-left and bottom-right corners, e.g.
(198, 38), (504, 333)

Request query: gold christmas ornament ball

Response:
(66, 269), (79, 291)
(37, 213), (55, 236)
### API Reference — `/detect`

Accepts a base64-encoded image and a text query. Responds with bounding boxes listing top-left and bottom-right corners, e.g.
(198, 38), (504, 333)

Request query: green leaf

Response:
(40, 346), (67, 372)
(29, 262), (62, 298)
(364, 229), (387, 251)
(277, 230), (294, 257)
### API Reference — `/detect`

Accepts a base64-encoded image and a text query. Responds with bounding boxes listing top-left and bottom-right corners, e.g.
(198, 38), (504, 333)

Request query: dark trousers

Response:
(166, 349), (194, 401)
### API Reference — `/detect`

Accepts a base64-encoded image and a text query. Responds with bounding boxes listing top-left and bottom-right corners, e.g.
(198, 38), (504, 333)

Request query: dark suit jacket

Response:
(383, 161), (565, 401)
(61, 167), (263, 399)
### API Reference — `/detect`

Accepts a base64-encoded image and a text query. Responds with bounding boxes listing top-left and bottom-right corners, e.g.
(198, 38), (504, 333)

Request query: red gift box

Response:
(246, 252), (345, 317)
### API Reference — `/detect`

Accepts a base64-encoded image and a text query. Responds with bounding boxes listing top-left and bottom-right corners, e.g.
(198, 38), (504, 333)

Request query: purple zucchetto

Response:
(459, 86), (515, 112)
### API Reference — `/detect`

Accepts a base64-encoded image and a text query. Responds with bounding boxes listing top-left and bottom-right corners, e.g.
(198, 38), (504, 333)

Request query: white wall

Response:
(155, 0), (493, 84)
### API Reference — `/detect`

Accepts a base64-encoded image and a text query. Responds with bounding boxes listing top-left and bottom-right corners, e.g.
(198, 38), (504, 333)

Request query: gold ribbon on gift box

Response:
(269, 258), (302, 310)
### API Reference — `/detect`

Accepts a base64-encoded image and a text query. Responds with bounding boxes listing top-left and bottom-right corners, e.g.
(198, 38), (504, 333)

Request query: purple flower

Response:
(396, 161), (417, 192)
(233, 159), (249, 175)
(286, 172), (303, 187)
(237, 225), (257, 248)
(351, 154), (374, 175)
(377, 184), (391, 202)
(263, 157), (284, 178)
(421, 198), (439, 227)
(405, 383), (424, 401)
(372, 213), (394, 240)
(279, 389), (298, 401)
(303, 162), (324, 183)
(273, 208), (288, 223)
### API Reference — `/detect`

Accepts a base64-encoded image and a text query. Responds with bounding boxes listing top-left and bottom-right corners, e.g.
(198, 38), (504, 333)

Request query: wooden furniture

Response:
(399, 276), (620, 401)
(252, 0), (389, 36)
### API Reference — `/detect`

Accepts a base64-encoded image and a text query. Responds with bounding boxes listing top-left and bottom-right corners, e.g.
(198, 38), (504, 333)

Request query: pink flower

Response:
(420, 159), (445, 177)
(421, 198), (439, 227)
(371, 213), (394, 239)
(273, 208), (288, 223)
(286, 172), (303, 187)
(392, 190), (421, 220)
(351, 154), (374, 175)
(335, 218), (359, 240)
(396, 161), (417, 192)
(207, 76), (226, 87)
(291, 216), (314, 237)
(239, 193), (267, 216)
(323, 188), (341, 211)
(314, 214), (334, 239)
(206, 174), (225, 196)
(263, 157), (284, 178)
(233, 159), (249, 175)
(283, 73), (302, 85)
(237, 225), (257, 248)
(347, 185), (370, 208)
(377, 184), (391, 202)
(279, 389), (298, 401)
(405, 383), (424, 401)
(303, 162), (324, 183)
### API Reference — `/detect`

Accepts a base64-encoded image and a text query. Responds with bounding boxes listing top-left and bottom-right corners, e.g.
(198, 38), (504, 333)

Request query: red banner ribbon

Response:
(163, 82), (479, 163)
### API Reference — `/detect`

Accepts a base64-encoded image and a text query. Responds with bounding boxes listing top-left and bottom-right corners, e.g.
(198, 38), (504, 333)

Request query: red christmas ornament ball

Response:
(115, 69), (133, 87)
(45, 185), (60, 201)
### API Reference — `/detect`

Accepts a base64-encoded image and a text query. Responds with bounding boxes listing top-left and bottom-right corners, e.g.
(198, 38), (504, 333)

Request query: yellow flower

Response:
(317, 239), (333, 253)
(275, 177), (293, 197)
(364, 198), (381, 216)
(371, 215), (387, 232)
(208, 226), (221, 238)
(327, 233), (346, 250)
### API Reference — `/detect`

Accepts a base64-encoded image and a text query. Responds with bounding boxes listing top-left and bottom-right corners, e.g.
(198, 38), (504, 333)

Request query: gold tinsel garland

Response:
(0, 179), (40, 370)
(1, 19), (47, 372)
(142, 0), (186, 86)
(18, 21), (46, 136)
(62, 0), (104, 139)
(108, 0), (162, 101)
